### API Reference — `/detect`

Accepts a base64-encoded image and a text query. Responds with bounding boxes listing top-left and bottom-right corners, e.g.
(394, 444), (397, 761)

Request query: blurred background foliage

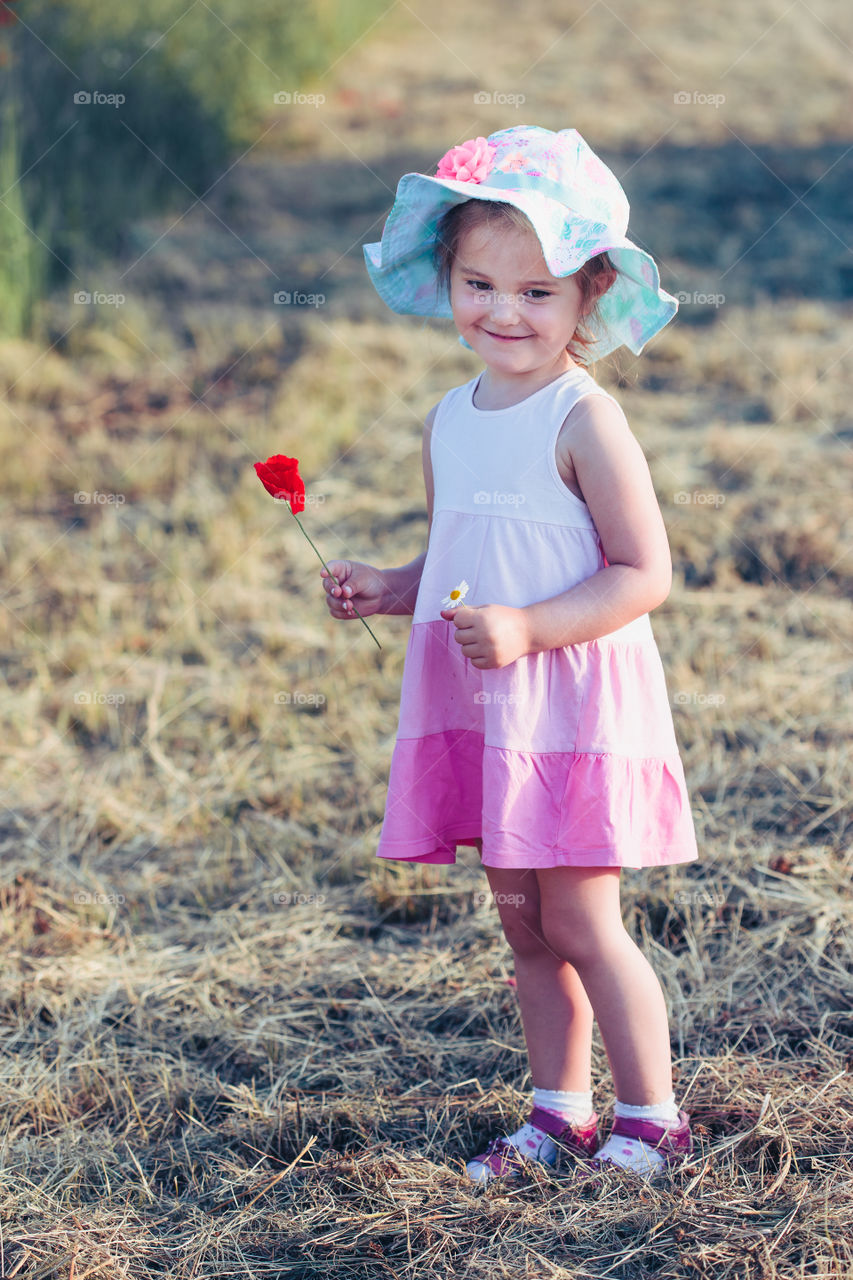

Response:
(0, 0), (388, 338)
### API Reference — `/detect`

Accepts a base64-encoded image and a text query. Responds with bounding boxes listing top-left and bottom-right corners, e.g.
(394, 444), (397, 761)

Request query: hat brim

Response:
(363, 172), (677, 361)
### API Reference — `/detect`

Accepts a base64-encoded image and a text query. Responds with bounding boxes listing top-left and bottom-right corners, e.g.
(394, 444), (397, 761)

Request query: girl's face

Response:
(449, 221), (587, 377)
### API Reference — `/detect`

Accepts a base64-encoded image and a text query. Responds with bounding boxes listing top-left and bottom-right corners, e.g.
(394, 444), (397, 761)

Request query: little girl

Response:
(321, 126), (698, 1183)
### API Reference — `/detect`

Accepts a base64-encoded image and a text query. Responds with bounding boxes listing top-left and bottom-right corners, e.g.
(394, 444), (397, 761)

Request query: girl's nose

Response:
(488, 291), (523, 323)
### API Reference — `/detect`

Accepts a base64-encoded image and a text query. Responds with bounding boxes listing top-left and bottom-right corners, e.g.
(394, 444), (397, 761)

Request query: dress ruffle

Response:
(375, 731), (698, 868)
(375, 620), (698, 869)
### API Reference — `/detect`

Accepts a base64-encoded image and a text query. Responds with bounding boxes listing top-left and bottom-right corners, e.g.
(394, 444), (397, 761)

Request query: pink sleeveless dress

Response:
(375, 366), (699, 870)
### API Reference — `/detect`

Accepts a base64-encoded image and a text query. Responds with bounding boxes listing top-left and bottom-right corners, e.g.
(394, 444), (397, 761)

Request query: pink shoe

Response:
(568, 1108), (693, 1184)
(465, 1106), (600, 1183)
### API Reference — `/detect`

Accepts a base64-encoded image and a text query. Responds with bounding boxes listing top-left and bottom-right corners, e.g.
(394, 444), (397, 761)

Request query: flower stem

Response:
(291, 511), (382, 650)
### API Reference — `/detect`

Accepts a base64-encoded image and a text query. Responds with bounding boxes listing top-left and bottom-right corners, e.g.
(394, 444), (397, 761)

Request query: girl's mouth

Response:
(483, 330), (531, 342)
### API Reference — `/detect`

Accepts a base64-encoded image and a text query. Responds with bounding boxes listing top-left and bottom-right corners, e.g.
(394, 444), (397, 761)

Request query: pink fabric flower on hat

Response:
(435, 136), (496, 183)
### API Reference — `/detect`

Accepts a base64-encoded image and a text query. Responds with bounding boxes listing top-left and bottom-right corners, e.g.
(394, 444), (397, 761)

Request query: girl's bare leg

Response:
(535, 865), (674, 1105)
(477, 847), (594, 1093)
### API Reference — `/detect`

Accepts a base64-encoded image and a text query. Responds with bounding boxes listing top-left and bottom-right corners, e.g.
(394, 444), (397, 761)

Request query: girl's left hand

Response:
(439, 603), (531, 669)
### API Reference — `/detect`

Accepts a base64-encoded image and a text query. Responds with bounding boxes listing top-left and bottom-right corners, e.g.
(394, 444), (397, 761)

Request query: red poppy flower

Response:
(253, 452), (380, 649)
(253, 454), (305, 514)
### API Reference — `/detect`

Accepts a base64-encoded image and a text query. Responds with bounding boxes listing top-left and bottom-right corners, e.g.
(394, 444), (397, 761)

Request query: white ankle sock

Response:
(596, 1092), (680, 1177)
(532, 1086), (594, 1124)
(613, 1092), (679, 1124)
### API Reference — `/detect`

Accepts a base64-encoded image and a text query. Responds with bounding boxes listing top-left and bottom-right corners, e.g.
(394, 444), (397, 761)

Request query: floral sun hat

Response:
(362, 125), (677, 362)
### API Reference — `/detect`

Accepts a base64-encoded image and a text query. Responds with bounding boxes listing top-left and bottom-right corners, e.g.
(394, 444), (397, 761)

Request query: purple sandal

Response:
(465, 1105), (600, 1183)
(569, 1108), (693, 1183)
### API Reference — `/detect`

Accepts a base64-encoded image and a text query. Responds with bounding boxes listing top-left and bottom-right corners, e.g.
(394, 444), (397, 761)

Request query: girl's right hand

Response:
(320, 560), (386, 619)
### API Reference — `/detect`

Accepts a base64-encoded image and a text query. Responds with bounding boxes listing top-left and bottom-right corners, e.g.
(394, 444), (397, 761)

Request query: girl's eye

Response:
(464, 280), (551, 299)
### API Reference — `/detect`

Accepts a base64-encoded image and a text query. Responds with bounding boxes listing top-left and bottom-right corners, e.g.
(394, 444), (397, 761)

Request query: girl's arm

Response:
(377, 401), (438, 616)
(522, 395), (673, 652)
(378, 551), (427, 615)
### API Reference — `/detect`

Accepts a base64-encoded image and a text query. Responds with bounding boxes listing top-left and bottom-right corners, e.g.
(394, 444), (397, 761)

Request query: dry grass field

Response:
(0, 0), (851, 1275)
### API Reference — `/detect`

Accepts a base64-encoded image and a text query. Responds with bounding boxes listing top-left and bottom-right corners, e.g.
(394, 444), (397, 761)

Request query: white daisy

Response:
(441, 579), (470, 609)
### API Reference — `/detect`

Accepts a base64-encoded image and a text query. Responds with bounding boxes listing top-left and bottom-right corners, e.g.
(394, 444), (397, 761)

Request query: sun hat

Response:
(362, 125), (677, 362)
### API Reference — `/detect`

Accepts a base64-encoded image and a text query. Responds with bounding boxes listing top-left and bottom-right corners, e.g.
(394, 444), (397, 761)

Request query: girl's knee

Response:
(540, 922), (591, 966)
(540, 916), (627, 967)
(500, 915), (552, 959)
(536, 866), (624, 965)
(483, 866), (549, 959)
(494, 895), (551, 958)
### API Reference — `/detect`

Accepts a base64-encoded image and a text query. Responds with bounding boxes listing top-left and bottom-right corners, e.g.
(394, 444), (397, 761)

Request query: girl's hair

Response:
(432, 199), (619, 370)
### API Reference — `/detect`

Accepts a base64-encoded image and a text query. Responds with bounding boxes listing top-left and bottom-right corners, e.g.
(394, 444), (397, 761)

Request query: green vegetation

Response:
(0, 0), (387, 336)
